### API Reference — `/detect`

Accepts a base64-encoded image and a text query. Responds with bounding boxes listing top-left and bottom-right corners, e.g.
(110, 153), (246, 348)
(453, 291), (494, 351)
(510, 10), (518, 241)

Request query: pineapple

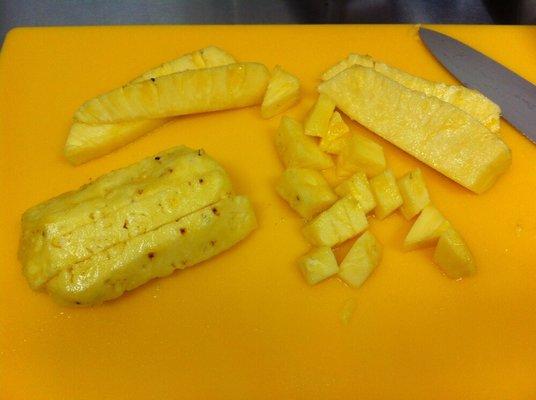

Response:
(302, 196), (368, 247)
(261, 66), (300, 118)
(334, 171), (376, 214)
(336, 132), (386, 178)
(369, 169), (403, 219)
(319, 66), (511, 193)
(338, 231), (382, 288)
(276, 168), (337, 219)
(404, 205), (450, 250)
(304, 94), (336, 137)
(397, 168), (431, 219)
(433, 228), (476, 279)
(275, 116), (333, 170)
(319, 111), (350, 154)
(298, 246), (339, 285)
(321, 54), (500, 133)
(74, 62), (270, 124)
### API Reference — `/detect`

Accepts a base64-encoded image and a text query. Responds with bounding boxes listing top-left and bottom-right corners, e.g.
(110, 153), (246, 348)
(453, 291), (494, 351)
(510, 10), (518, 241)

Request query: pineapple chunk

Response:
(335, 171), (376, 214)
(433, 228), (476, 279)
(275, 116), (333, 170)
(45, 196), (257, 305)
(261, 66), (300, 118)
(322, 54), (373, 81)
(404, 205), (450, 250)
(397, 168), (431, 219)
(298, 246), (339, 285)
(74, 62), (270, 124)
(304, 94), (336, 137)
(319, 66), (511, 193)
(319, 111), (350, 154)
(302, 196), (368, 247)
(369, 169), (403, 219)
(276, 168), (337, 219)
(338, 231), (382, 288)
(336, 132), (386, 178)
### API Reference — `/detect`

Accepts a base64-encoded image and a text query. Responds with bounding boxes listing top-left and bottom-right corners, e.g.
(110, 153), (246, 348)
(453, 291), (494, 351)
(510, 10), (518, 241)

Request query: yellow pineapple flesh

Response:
(319, 66), (511, 193)
(433, 228), (476, 279)
(304, 94), (336, 137)
(335, 171), (376, 214)
(261, 66), (300, 118)
(336, 132), (386, 178)
(404, 205), (450, 250)
(338, 231), (382, 288)
(298, 246), (339, 285)
(397, 168), (431, 219)
(319, 111), (350, 154)
(369, 169), (403, 219)
(321, 54), (373, 81)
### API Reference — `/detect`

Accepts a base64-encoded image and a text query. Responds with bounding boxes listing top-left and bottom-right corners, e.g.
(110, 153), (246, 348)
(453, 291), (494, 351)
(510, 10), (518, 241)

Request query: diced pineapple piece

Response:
(397, 168), (431, 219)
(302, 196), (368, 247)
(261, 66), (300, 118)
(199, 46), (237, 67)
(433, 228), (476, 279)
(304, 94), (336, 137)
(319, 66), (511, 193)
(298, 246), (339, 285)
(319, 111), (350, 154)
(335, 171), (376, 214)
(321, 54), (373, 81)
(275, 116), (333, 170)
(338, 231), (382, 288)
(404, 205), (450, 250)
(276, 168), (337, 219)
(336, 132), (386, 178)
(369, 169), (403, 219)
(75, 62), (270, 124)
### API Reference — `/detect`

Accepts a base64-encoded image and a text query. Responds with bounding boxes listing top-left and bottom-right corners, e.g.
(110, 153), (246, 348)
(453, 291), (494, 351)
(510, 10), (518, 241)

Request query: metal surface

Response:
(419, 27), (536, 143)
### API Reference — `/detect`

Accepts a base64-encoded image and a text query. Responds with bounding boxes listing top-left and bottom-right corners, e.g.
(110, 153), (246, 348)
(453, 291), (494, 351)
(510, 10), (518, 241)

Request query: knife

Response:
(419, 27), (536, 144)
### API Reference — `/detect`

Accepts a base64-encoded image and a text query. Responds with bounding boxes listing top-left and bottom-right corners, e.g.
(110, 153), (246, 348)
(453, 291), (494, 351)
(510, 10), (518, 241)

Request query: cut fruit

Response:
(397, 168), (431, 219)
(433, 228), (476, 279)
(369, 169), (403, 219)
(275, 116), (334, 170)
(336, 132), (386, 178)
(276, 168), (337, 219)
(319, 111), (350, 154)
(298, 246), (339, 285)
(338, 231), (382, 288)
(335, 171), (375, 214)
(75, 62), (270, 124)
(304, 94), (336, 137)
(319, 66), (511, 193)
(404, 205), (450, 250)
(261, 66), (300, 118)
(321, 54), (373, 81)
(302, 196), (368, 247)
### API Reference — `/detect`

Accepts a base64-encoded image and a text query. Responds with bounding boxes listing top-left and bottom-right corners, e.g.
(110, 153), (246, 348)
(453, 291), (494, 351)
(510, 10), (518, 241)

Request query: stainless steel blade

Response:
(419, 27), (536, 143)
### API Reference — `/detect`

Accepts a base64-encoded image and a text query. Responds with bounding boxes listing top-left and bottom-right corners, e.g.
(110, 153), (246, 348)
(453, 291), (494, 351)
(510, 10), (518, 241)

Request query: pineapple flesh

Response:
(261, 66), (300, 118)
(304, 94), (336, 137)
(404, 205), (450, 250)
(319, 111), (350, 154)
(298, 246), (339, 285)
(397, 168), (431, 219)
(369, 169), (403, 219)
(433, 228), (476, 279)
(276, 168), (337, 219)
(338, 231), (382, 288)
(319, 66), (511, 193)
(321, 54), (374, 81)
(335, 171), (376, 214)
(302, 196), (368, 247)
(336, 132), (386, 178)
(275, 116), (333, 170)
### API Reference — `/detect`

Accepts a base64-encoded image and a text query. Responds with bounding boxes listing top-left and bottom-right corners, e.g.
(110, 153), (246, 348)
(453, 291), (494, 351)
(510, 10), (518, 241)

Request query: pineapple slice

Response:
(404, 205), (450, 250)
(74, 62), (270, 124)
(276, 168), (337, 219)
(397, 168), (431, 219)
(261, 66), (300, 118)
(336, 132), (386, 178)
(275, 116), (334, 170)
(319, 66), (511, 193)
(298, 246), (339, 285)
(304, 94), (336, 137)
(335, 171), (376, 214)
(338, 231), (382, 288)
(319, 111), (350, 154)
(302, 196), (368, 247)
(322, 54), (374, 81)
(369, 169), (403, 219)
(433, 228), (476, 279)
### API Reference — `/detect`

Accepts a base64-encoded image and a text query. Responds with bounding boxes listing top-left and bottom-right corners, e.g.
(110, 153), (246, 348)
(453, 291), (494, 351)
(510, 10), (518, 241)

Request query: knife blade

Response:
(419, 27), (536, 143)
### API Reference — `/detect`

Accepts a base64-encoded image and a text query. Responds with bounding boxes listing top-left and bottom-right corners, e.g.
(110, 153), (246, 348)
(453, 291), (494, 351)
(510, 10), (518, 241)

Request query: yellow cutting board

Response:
(1, 25), (535, 400)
